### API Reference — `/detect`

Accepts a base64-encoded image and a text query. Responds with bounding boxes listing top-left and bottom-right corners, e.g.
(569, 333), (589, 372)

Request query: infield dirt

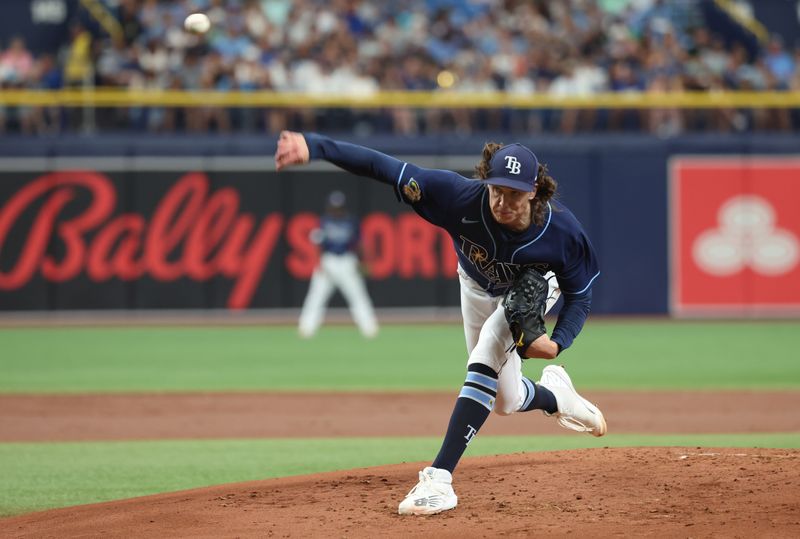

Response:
(1, 391), (799, 537)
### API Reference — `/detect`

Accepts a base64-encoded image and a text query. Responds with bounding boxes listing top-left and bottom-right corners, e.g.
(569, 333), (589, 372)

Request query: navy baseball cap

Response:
(484, 143), (539, 192)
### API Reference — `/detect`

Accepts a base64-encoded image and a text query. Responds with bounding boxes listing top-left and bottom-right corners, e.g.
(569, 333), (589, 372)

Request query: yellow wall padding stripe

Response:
(1, 89), (799, 109)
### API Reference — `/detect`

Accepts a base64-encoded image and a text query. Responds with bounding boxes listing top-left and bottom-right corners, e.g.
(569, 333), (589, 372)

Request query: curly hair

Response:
(473, 142), (557, 227)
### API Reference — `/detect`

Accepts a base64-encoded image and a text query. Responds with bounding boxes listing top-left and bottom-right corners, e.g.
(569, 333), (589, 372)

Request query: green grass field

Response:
(2, 320), (800, 392)
(1, 320), (799, 517)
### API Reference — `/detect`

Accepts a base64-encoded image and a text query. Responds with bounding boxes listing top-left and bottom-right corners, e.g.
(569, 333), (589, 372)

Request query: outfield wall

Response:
(1, 133), (798, 315)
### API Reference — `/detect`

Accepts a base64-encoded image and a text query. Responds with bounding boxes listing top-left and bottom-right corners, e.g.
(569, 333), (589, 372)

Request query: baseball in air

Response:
(184, 13), (211, 34)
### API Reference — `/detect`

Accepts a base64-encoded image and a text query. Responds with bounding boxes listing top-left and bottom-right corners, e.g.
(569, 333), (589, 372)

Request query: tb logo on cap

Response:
(504, 156), (521, 175)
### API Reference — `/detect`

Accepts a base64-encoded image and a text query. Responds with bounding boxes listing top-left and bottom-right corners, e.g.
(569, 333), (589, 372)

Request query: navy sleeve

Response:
(550, 289), (592, 353)
(305, 133), (409, 186)
(305, 133), (470, 229)
(557, 232), (600, 295)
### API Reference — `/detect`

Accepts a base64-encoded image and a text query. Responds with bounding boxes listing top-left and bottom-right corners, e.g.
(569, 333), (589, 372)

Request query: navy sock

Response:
(519, 377), (558, 414)
(432, 363), (497, 473)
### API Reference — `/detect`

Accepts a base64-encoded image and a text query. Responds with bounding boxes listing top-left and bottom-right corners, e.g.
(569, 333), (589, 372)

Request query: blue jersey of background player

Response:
(275, 131), (606, 516)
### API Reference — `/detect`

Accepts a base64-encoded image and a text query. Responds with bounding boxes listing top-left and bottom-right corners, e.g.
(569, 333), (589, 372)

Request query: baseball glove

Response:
(503, 268), (549, 358)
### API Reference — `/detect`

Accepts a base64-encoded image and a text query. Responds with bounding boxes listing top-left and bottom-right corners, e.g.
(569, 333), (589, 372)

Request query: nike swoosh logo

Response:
(461, 217), (480, 224)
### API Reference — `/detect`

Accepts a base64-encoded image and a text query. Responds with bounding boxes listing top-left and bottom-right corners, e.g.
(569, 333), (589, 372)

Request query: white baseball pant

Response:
(458, 265), (560, 416)
(298, 252), (379, 338)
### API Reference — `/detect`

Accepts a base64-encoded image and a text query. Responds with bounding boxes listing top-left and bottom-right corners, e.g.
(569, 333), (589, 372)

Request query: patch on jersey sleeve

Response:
(402, 178), (422, 203)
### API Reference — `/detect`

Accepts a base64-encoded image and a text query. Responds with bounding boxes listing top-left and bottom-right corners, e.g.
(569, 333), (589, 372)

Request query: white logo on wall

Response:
(31, 0), (67, 24)
(692, 195), (799, 276)
(504, 156), (521, 175)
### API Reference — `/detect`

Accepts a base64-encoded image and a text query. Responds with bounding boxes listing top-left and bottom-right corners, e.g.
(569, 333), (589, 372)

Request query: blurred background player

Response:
(298, 190), (379, 339)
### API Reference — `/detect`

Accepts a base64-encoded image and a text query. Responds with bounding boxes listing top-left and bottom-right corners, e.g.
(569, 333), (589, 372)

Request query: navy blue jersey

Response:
(320, 214), (360, 255)
(304, 133), (599, 352)
(393, 171), (599, 297)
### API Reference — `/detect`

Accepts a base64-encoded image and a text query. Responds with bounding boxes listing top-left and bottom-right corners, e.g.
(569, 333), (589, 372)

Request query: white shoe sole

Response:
(398, 492), (457, 515)
(546, 366), (607, 437)
(398, 501), (457, 516)
(588, 404), (607, 437)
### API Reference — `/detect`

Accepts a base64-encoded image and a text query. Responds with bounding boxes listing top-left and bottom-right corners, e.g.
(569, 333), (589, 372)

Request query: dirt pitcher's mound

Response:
(2, 447), (799, 538)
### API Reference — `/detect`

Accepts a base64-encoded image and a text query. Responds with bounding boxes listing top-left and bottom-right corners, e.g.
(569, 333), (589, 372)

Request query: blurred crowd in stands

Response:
(1, 0), (798, 135)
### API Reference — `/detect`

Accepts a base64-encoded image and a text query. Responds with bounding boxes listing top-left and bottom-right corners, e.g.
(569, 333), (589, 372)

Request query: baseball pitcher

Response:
(275, 131), (606, 516)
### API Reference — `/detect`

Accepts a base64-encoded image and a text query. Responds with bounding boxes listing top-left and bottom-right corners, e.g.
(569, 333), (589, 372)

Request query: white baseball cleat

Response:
(538, 365), (607, 437)
(397, 467), (458, 515)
